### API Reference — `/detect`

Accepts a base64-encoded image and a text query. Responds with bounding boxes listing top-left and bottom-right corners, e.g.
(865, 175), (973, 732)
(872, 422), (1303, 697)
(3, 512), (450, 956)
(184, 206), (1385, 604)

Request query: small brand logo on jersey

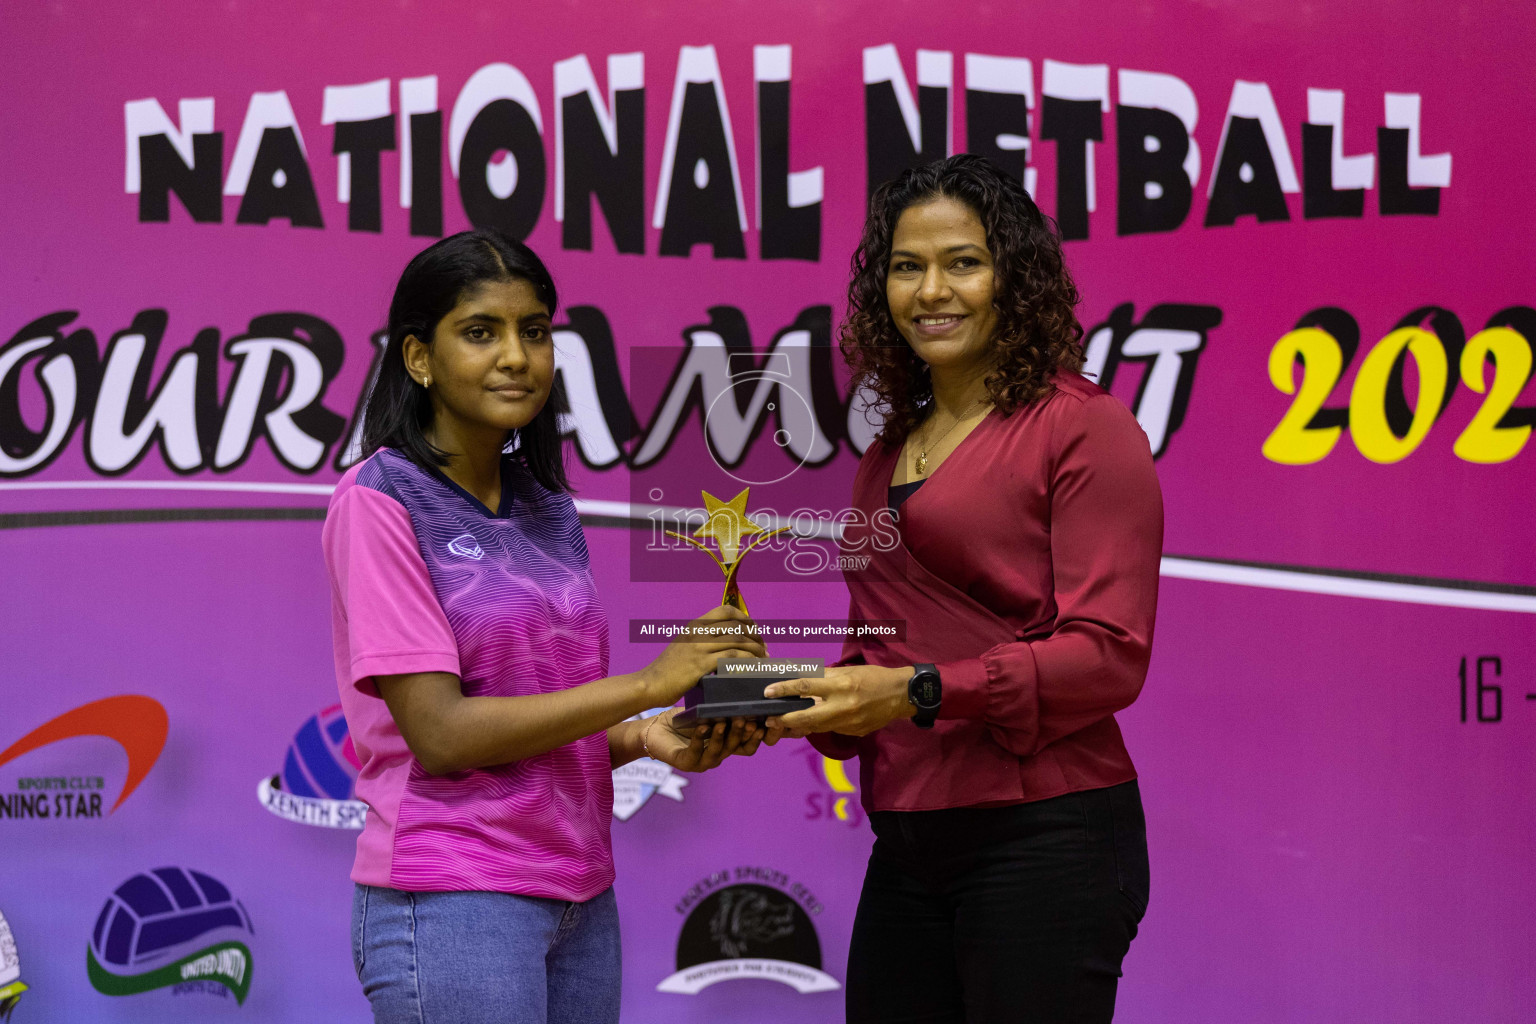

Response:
(447, 534), (484, 560)
(612, 710), (687, 821)
(257, 705), (367, 830)
(659, 867), (838, 995)
(87, 867), (255, 1005)
(0, 696), (167, 822)
(0, 906), (27, 1021)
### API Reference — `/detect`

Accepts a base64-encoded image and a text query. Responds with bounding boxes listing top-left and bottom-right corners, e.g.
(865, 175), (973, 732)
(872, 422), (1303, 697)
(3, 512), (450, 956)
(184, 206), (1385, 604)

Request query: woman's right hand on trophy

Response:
(638, 604), (766, 706)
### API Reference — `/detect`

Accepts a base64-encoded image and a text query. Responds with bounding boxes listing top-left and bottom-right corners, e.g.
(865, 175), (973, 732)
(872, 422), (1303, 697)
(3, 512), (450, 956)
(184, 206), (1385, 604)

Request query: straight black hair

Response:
(360, 229), (571, 493)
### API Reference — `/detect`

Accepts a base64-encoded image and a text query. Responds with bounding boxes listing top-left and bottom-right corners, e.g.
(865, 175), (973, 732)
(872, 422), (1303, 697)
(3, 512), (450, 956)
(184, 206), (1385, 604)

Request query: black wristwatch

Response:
(907, 664), (942, 729)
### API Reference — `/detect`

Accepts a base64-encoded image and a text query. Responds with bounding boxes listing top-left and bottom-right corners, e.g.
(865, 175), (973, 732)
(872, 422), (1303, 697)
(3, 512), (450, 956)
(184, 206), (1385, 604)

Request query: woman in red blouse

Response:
(766, 155), (1163, 1022)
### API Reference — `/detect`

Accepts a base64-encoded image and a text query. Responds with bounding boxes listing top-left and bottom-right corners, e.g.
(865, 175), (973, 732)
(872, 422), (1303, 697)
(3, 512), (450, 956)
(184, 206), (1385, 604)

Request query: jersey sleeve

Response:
(323, 482), (461, 689)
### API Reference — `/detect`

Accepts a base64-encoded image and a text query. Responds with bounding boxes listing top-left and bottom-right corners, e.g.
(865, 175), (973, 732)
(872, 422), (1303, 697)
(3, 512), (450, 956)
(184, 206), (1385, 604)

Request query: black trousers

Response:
(846, 781), (1149, 1024)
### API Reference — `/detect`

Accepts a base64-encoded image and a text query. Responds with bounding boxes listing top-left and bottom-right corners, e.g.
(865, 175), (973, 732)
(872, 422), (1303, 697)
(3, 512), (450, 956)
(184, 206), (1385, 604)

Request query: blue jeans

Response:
(352, 885), (621, 1024)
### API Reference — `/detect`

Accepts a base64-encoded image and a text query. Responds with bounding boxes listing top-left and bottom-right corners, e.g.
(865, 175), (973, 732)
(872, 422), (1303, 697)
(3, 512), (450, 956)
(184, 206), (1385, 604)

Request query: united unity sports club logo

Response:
(258, 705), (368, 829)
(88, 867), (256, 1005)
(0, 907), (25, 1022)
(660, 866), (839, 995)
(0, 696), (167, 822)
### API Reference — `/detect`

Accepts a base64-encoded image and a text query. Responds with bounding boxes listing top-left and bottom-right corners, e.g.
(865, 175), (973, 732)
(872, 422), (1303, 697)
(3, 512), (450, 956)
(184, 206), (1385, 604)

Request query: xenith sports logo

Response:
(660, 867), (839, 995)
(88, 867), (255, 1005)
(257, 705), (367, 829)
(0, 696), (167, 821)
(0, 906), (26, 1021)
(611, 710), (687, 822)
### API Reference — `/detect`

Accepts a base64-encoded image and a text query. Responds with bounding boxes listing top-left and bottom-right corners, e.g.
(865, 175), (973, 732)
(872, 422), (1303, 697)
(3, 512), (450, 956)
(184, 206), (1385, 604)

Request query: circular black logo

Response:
(676, 884), (821, 969)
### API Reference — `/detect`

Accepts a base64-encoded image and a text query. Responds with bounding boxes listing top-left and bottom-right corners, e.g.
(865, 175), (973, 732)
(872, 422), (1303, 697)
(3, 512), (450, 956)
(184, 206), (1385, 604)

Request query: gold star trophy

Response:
(666, 488), (817, 723)
(666, 487), (788, 615)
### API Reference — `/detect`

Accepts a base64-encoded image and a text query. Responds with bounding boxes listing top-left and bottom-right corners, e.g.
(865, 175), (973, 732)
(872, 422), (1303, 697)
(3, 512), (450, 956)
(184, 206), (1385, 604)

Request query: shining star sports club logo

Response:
(611, 710), (688, 821)
(660, 866), (839, 995)
(88, 867), (255, 1005)
(257, 705), (367, 829)
(0, 907), (25, 1022)
(0, 696), (167, 822)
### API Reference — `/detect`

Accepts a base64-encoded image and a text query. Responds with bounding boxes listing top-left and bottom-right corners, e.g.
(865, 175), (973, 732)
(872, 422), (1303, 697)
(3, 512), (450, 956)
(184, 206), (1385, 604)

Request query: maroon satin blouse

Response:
(811, 373), (1164, 812)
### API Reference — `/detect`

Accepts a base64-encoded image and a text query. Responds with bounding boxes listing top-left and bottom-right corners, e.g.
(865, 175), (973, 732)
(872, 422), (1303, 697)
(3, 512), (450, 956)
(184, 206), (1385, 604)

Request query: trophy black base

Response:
(672, 673), (814, 724)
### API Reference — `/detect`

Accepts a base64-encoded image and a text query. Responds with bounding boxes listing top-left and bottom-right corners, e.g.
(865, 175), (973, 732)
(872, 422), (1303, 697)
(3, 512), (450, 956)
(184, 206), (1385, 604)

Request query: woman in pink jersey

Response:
(324, 229), (766, 1024)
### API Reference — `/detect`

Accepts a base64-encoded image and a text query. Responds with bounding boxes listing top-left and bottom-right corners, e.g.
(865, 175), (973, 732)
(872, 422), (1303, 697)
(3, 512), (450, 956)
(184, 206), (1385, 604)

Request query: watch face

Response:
(911, 672), (940, 709)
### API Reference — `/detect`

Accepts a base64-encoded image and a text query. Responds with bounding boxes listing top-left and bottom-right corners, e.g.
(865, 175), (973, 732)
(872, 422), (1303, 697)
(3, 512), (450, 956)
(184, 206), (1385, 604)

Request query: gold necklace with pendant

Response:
(913, 397), (987, 476)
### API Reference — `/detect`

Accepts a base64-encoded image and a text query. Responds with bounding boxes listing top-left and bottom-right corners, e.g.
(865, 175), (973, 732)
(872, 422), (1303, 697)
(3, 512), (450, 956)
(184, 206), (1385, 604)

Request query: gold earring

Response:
(422, 375), (431, 388)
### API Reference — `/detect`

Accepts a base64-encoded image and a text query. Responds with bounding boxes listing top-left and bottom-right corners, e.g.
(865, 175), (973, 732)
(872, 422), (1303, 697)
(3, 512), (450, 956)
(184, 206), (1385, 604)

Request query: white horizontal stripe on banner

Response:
(5, 481), (1532, 612)
(1159, 557), (1536, 614)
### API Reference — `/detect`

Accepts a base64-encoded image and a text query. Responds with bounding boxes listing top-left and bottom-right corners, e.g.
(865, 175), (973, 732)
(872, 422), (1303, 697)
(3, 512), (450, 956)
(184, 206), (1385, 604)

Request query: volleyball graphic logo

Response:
(257, 704), (368, 829)
(86, 867), (254, 1004)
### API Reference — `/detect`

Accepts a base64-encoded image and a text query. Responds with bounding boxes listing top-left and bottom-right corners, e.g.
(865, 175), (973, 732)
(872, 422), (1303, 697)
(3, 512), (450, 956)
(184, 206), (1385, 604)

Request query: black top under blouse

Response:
(888, 478), (926, 510)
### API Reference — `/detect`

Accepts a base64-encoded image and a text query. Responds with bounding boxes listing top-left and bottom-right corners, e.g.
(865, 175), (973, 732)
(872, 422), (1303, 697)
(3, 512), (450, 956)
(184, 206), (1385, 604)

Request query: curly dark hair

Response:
(840, 154), (1085, 446)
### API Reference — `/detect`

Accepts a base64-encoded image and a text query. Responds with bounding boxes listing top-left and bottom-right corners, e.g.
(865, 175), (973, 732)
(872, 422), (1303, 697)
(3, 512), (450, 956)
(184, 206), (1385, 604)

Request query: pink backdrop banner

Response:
(2, 1), (1532, 1020)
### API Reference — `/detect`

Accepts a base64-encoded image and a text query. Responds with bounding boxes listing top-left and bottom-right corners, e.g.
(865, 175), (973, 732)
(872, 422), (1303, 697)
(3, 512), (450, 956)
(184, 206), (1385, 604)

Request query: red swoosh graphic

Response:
(0, 696), (168, 813)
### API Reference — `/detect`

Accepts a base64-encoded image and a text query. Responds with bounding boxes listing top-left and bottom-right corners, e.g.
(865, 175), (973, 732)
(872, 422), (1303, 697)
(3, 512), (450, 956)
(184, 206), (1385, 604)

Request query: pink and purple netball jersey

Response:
(322, 448), (614, 900)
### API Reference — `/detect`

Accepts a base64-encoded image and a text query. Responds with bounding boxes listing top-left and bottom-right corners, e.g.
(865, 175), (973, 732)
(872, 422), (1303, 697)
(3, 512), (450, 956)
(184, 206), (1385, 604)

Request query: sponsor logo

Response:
(257, 705), (367, 830)
(447, 534), (485, 560)
(803, 748), (865, 828)
(659, 867), (838, 995)
(87, 867), (254, 1005)
(0, 696), (167, 821)
(0, 907), (26, 1021)
(611, 710), (687, 821)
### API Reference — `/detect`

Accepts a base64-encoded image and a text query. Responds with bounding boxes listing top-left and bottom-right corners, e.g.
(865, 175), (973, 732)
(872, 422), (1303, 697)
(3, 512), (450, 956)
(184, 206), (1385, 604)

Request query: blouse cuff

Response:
(808, 732), (860, 761)
(934, 657), (991, 720)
